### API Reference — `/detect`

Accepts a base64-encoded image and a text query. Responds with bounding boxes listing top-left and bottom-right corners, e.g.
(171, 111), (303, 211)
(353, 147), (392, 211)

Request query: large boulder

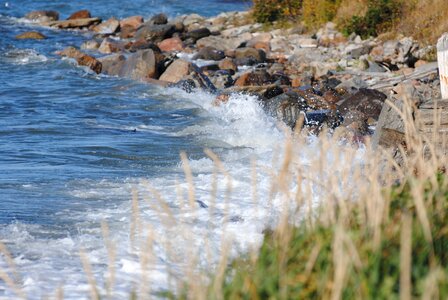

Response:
(67, 10), (91, 20)
(337, 88), (387, 120)
(135, 24), (175, 42)
(159, 59), (192, 83)
(234, 47), (266, 66)
(93, 17), (120, 34)
(57, 47), (102, 74)
(119, 49), (161, 81)
(158, 37), (184, 52)
(25, 10), (59, 22)
(99, 54), (127, 76)
(262, 91), (308, 128)
(193, 47), (225, 61)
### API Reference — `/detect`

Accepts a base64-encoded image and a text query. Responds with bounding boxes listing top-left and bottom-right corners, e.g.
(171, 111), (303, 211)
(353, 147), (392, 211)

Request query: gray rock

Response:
(93, 17), (120, 34)
(25, 10), (59, 22)
(193, 47), (225, 61)
(234, 47), (266, 66)
(81, 40), (100, 50)
(119, 49), (159, 81)
(149, 13), (168, 25)
(185, 27), (211, 42)
(135, 24), (175, 42)
(337, 88), (387, 120)
(99, 54), (127, 76)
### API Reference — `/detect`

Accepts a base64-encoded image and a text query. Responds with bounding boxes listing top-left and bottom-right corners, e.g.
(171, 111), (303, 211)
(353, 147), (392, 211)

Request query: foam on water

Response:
(2, 48), (48, 65)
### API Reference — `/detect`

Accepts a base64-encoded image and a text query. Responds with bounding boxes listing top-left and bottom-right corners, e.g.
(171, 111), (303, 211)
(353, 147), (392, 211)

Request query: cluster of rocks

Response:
(20, 9), (442, 141)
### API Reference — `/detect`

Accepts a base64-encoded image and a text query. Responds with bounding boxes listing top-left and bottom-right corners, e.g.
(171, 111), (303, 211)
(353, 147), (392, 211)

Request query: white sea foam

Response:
(0, 88), (366, 299)
(2, 48), (48, 65)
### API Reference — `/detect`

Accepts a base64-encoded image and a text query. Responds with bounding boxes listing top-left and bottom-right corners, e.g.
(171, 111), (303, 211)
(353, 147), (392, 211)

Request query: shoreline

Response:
(15, 7), (444, 152)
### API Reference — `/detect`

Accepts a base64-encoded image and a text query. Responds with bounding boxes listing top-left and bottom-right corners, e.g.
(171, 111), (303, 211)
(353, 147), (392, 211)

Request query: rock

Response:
(336, 76), (368, 93)
(270, 37), (290, 53)
(296, 89), (333, 110)
(297, 38), (318, 48)
(15, 31), (46, 40)
(46, 18), (101, 29)
(337, 88), (387, 120)
(98, 38), (124, 54)
(209, 70), (234, 89)
(119, 49), (160, 81)
(149, 13), (168, 25)
(234, 69), (273, 86)
(93, 17), (120, 34)
(120, 25), (137, 39)
(366, 60), (387, 73)
(25, 10), (59, 22)
(414, 60), (427, 68)
(234, 47), (266, 66)
(169, 67), (217, 93)
(193, 47), (225, 61)
(67, 10), (91, 20)
(135, 24), (175, 42)
(346, 44), (372, 59)
(126, 39), (160, 52)
(185, 28), (211, 42)
(183, 14), (205, 26)
(57, 46), (102, 74)
(196, 35), (241, 51)
(99, 54), (127, 76)
(158, 37), (184, 52)
(81, 40), (100, 50)
(159, 59), (192, 83)
(262, 91), (308, 128)
(218, 58), (237, 72)
(120, 16), (144, 30)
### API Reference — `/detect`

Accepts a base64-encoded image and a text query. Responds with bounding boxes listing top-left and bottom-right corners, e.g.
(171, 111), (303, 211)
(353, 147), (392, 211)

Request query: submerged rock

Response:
(15, 31), (46, 40)
(25, 10), (59, 22)
(57, 46), (102, 74)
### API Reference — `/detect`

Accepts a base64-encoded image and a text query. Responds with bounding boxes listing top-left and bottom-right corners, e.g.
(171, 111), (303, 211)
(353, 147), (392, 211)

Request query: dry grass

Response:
(0, 95), (447, 299)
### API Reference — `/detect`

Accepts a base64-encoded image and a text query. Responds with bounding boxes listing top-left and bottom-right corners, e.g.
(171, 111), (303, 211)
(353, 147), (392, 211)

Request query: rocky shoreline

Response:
(18, 9), (444, 148)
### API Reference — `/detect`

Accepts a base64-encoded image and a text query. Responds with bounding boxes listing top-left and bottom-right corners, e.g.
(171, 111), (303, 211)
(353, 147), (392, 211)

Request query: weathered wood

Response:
(437, 33), (448, 99)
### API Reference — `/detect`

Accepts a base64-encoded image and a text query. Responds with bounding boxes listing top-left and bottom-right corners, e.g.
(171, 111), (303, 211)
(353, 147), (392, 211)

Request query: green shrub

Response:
(252, 0), (303, 23)
(342, 0), (402, 38)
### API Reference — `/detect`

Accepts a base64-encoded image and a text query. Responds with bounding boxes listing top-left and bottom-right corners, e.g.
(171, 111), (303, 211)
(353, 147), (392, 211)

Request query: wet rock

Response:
(234, 47), (266, 66)
(218, 58), (237, 72)
(170, 67), (217, 93)
(337, 88), (387, 120)
(209, 70), (233, 89)
(45, 18), (101, 29)
(67, 10), (91, 20)
(93, 17), (120, 34)
(158, 37), (184, 52)
(120, 16), (144, 30)
(149, 13), (168, 25)
(119, 49), (160, 81)
(99, 54), (127, 76)
(15, 31), (46, 40)
(57, 46), (102, 74)
(98, 38), (124, 54)
(81, 40), (100, 50)
(234, 69), (273, 86)
(262, 91), (308, 128)
(25, 10), (59, 22)
(159, 59), (191, 83)
(193, 46), (225, 61)
(185, 28), (211, 42)
(135, 24), (175, 42)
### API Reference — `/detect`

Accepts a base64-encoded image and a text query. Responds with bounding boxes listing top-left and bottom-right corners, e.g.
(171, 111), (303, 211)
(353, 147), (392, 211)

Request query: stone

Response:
(346, 44), (372, 59)
(234, 69), (273, 86)
(120, 25), (137, 39)
(119, 49), (160, 81)
(98, 38), (124, 54)
(99, 54), (127, 76)
(67, 10), (91, 20)
(247, 33), (272, 48)
(149, 13), (168, 25)
(209, 71), (234, 89)
(196, 35), (241, 51)
(57, 47), (102, 74)
(218, 58), (237, 72)
(126, 39), (160, 52)
(120, 16), (144, 30)
(262, 91), (308, 128)
(296, 38), (318, 48)
(185, 28), (211, 42)
(193, 47), (225, 61)
(234, 47), (266, 66)
(81, 40), (100, 50)
(15, 31), (46, 40)
(135, 24), (175, 42)
(270, 38), (290, 53)
(25, 10), (59, 22)
(46, 18), (101, 29)
(93, 17), (120, 34)
(159, 59), (191, 83)
(337, 88), (387, 120)
(158, 37), (184, 52)
(183, 14), (205, 26)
